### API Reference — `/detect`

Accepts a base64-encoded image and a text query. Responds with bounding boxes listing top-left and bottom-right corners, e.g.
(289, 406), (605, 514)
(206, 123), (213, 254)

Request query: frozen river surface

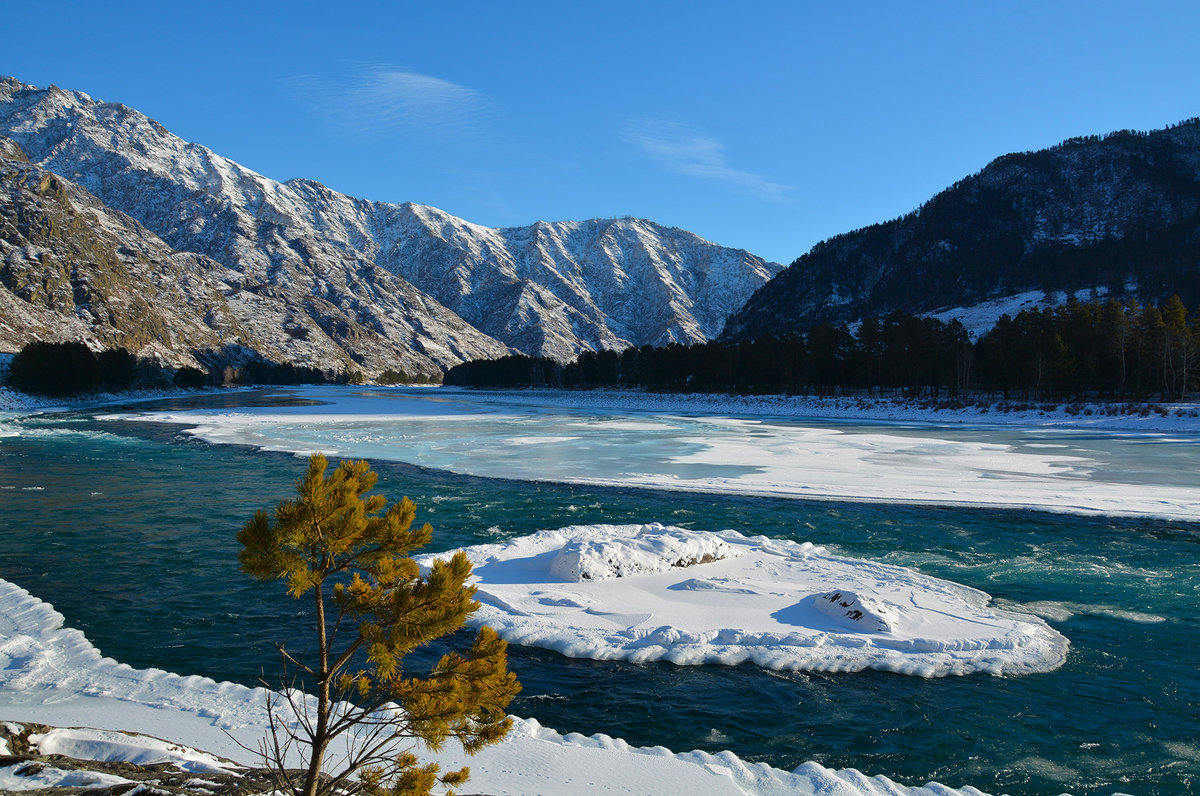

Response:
(114, 386), (1200, 521)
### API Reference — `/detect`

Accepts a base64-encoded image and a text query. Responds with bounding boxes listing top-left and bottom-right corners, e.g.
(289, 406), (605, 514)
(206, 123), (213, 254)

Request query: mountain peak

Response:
(0, 77), (781, 370)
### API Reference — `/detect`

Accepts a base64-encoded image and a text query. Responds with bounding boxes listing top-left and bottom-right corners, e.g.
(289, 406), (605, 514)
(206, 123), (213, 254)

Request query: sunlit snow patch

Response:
(425, 523), (1069, 676)
(814, 590), (901, 633)
(0, 762), (135, 792)
(29, 726), (238, 774)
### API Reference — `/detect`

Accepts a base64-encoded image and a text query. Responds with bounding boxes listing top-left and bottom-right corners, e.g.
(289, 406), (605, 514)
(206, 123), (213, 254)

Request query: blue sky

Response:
(6, 1), (1200, 264)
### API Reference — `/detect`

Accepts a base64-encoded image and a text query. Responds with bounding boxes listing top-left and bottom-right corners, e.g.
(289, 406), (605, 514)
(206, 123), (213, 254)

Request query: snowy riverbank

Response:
(437, 386), (1200, 434)
(4, 382), (1199, 433)
(0, 577), (989, 795)
(0, 383), (232, 414)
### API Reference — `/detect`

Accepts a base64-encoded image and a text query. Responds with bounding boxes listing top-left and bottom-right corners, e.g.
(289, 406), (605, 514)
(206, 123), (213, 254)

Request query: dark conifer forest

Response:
(4, 342), (351, 396)
(445, 296), (1199, 402)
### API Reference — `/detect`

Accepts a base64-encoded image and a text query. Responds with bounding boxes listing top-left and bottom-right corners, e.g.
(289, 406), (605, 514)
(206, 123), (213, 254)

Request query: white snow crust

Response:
(815, 590), (902, 633)
(0, 576), (991, 795)
(0, 762), (135, 791)
(419, 523), (1069, 677)
(549, 526), (739, 581)
(29, 726), (237, 774)
(921, 286), (1120, 339)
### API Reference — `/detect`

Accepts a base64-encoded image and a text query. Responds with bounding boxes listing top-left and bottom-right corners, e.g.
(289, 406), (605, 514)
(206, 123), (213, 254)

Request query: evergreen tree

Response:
(1099, 298), (1132, 395)
(1137, 304), (1168, 398)
(1160, 295), (1195, 400)
(238, 454), (520, 796)
(173, 366), (208, 389)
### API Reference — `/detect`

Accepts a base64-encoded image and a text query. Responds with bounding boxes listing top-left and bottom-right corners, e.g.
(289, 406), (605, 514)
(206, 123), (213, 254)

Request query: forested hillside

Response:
(724, 120), (1200, 342)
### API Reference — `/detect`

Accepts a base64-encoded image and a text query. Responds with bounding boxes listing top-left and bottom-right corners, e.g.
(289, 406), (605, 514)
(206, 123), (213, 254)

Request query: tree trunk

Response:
(302, 583), (330, 796)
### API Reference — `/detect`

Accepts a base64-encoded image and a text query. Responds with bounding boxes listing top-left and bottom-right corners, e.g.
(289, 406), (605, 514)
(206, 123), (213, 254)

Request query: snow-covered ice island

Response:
(418, 523), (1069, 677)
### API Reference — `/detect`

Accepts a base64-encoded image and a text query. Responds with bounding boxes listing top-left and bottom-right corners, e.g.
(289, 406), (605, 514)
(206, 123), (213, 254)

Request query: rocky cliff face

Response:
(723, 120), (1200, 341)
(0, 77), (782, 366)
(0, 136), (508, 375)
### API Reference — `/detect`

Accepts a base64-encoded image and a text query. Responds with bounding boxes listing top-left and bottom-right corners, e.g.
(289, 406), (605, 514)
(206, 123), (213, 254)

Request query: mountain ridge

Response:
(0, 135), (508, 375)
(0, 77), (782, 368)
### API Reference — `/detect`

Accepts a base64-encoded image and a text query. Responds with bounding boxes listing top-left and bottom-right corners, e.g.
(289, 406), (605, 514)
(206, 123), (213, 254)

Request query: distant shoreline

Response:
(430, 385), (1200, 434)
(4, 382), (1199, 434)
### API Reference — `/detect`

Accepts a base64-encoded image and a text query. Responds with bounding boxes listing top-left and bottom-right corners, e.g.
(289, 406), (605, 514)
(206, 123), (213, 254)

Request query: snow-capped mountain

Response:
(0, 77), (782, 366)
(723, 119), (1200, 341)
(0, 136), (506, 375)
(369, 206), (780, 360)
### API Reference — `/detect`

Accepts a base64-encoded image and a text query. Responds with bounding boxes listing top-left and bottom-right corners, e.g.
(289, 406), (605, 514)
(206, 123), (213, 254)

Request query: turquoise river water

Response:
(0, 391), (1197, 795)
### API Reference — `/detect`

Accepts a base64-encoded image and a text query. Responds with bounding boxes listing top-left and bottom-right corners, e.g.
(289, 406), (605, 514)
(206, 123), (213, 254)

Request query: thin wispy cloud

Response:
(630, 122), (793, 202)
(296, 66), (489, 137)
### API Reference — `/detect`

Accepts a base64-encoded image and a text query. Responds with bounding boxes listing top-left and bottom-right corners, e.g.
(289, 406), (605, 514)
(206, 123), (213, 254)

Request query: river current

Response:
(0, 389), (1197, 795)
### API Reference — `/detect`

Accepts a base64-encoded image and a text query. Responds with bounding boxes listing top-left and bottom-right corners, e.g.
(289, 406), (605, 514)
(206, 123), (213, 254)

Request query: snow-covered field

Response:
(100, 385), (1200, 521)
(0, 577), (988, 795)
(419, 523), (1068, 677)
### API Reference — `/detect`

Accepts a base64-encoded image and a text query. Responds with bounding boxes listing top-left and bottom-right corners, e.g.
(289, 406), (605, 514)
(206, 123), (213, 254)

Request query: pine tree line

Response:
(3, 341), (357, 397)
(445, 296), (1200, 401)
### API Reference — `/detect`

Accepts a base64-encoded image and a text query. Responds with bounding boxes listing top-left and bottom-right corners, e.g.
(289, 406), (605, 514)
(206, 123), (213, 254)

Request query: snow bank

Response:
(0, 576), (992, 795)
(420, 523), (1069, 677)
(0, 761), (135, 791)
(0, 577), (268, 745)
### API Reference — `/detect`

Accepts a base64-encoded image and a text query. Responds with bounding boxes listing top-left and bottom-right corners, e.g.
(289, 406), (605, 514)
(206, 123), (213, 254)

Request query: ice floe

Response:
(418, 523), (1070, 676)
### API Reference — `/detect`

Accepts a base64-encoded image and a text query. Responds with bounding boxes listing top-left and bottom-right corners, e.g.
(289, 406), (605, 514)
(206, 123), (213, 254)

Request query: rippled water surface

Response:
(0, 392), (1197, 796)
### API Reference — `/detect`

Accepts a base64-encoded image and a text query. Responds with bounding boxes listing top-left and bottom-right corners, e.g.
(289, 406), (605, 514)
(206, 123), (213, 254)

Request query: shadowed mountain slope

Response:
(724, 120), (1200, 341)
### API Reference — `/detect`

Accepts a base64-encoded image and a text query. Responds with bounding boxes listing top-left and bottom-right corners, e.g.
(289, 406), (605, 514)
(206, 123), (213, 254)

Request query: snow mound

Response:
(549, 523), (739, 581)
(30, 727), (237, 774)
(0, 762), (135, 792)
(815, 590), (901, 633)
(422, 523), (1069, 677)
